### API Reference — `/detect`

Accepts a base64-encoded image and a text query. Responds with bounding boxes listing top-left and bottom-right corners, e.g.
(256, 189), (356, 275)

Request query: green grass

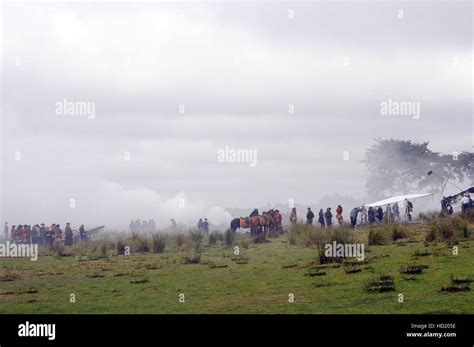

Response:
(0, 223), (473, 314)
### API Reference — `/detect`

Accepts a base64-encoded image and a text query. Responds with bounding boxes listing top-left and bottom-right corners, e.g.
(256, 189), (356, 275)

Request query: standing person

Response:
(197, 218), (203, 232)
(386, 204), (392, 223)
(170, 219), (177, 233)
(39, 223), (46, 246)
(360, 206), (368, 225)
(350, 207), (363, 229)
(31, 224), (39, 244)
(290, 208), (297, 225)
(405, 199), (413, 221)
(15, 225), (23, 243)
(134, 219), (141, 233)
(376, 206), (384, 224)
(45, 225), (54, 247)
(324, 208), (333, 228)
(318, 209), (325, 229)
(55, 224), (62, 244)
(336, 205), (343, 226)
(64, 223), (73, 246)
(10, 225), (16, 242)
(392, 203), (401, 222)
(23, 225), (30, 244)
(4, 222), (8, 240)
(306, 208), (314, 225)
(461, 194), (471, 214)
(368, 207), (376, 225)
(440, 197), (448, 215)
(275, 210), (283, 233)
(79, 225), (87, 242)
(202, 218), (209, 235)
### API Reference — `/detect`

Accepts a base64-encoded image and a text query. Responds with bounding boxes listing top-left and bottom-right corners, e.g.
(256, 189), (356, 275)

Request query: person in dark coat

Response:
(324, 208), (333, 228)
(306, 208), (315, 225)
(318, 209), (325, 229)
(64, 223), (73, 246)
(79, 225), (87, 242)
(376, 207), (384, 223)
(350, 207), (363, 229)
(368, 207), (376, 225)
(202, 218), (209, 235)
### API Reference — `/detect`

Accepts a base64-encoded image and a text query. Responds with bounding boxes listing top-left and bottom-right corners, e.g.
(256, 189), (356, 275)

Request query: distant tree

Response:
(363, 139), (473, 200)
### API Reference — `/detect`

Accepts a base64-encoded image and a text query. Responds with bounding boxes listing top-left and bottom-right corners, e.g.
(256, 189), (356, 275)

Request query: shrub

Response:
(329, 227), (353, 244)
(224, 229), (235, 248)
(151, 233), (167, 253)
(451, 215), (470, 239)
(183, 244), (202, 264)
(288, 232), (298, 245)
(389, 224), (408, 241)
(368, 228), (389, 245)
(130, 233), (149, 253)
(425, 228), (436, 242)
(287, 223), (317, 246)
(461, 209), (474, 223)
(175, 233), (186, 248)
(428, 215), (471, 242)
(99, 240), (108, 257)
(51, 244), (65, 257)
(252, 232), (266, 244)
(208, 231), (223, 245)
(239, 236), (251, 249)
(189, 229), (203, 244)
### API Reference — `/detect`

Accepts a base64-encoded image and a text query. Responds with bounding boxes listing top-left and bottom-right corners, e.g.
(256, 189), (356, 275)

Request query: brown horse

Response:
(230, 215), (267, 237)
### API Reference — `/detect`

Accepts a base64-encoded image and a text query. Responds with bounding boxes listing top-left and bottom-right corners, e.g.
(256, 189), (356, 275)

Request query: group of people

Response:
(441, 194), (472, 215)
(366, 201), (413, 224)
(197, 218), (210, 235)
(3, 222), (88, 246)
(293, 199), (414, 230)
(129, 219), (156, 233)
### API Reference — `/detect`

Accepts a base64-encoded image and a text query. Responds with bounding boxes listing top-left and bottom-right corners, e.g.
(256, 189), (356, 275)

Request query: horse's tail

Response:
(230, 218), (240, 232)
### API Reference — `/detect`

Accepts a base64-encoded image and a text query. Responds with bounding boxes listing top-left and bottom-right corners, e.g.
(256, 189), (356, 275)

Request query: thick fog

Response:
(1, 1), (472, 230)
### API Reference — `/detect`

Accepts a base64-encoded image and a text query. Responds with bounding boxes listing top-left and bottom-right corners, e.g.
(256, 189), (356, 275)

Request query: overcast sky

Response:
(1, 1), (472, 229)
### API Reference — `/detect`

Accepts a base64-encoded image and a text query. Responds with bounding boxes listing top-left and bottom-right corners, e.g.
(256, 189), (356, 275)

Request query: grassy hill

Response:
(0, 218), (473, 314)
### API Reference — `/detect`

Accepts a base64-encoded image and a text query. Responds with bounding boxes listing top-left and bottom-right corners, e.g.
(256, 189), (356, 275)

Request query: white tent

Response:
(364, 193), (434, 207)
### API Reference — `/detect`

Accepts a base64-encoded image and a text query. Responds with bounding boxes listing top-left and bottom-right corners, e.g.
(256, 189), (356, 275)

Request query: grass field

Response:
(1, 220), (473, 314)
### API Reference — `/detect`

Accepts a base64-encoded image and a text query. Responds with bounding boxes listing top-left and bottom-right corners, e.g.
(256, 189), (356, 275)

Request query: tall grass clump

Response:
(427, 215), (471, 242)
(130, 232), (149, 253)
(99, 239), (108, 257)
(183, 243), (202, 264)
(224, 229), (235, 248)
(175, 233), (186, 248)
(389, 224), (408, 241)
(208, 231), (223, 245)
(189, 229), (203, 244)
(368, 227), (389, 245)
(151, 233), (167, 253)
(329, 227), (353, 244)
